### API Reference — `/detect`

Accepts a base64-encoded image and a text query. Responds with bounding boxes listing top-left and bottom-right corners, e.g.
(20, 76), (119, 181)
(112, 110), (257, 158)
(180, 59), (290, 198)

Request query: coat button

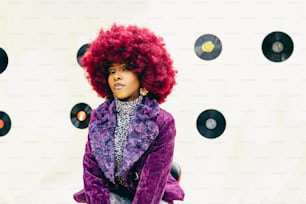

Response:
(134, 172), (139, 180)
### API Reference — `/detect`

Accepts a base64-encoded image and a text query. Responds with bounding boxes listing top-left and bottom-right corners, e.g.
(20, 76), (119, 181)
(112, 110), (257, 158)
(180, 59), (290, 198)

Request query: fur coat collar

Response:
(88, 96), (160, 183)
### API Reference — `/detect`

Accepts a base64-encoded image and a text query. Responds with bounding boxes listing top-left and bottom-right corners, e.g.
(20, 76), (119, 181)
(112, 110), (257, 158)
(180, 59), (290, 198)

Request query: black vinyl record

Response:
(194, 34), (222, 60)
(76, 43), (89, 67)
(0, 111), (11, 137)
(170, 161), (181, 182)
(70, 103), (92, 129)
(262, 31), (294, 62)
(196, 109), (226, 139)
(0, 47), (9, 74)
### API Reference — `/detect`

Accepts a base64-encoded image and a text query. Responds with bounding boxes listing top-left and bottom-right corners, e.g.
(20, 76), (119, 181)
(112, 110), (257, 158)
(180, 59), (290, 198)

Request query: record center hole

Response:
(202, 41), (215, 53)
(0, 119), (4, 129)
(272, 41), (284, 53)
(205, 118), (217, 130)
(77, 111), (87, 122)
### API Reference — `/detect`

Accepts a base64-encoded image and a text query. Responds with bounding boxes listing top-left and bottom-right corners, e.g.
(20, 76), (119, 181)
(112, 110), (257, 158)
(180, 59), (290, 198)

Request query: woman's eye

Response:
(123, 66), (130, 71)
(109, 70), (115, 74)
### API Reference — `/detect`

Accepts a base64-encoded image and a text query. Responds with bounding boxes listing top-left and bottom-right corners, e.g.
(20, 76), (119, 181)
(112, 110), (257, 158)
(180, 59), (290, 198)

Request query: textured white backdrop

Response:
(1, 0), (306, 203)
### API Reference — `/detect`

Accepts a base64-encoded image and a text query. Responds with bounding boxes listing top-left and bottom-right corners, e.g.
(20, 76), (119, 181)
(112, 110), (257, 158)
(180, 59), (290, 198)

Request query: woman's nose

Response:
(114, 72), (121, 80)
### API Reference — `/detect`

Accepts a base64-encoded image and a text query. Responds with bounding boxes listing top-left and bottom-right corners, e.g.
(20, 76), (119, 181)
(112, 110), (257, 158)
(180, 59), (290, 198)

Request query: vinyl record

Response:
(70, 103), (92, 129)
(0, 47), (9, 74)
(194, 34), (222, 60)
(196, 109), (226, 139)
(76, 43), (89, 67)
(0, 111), (11, 137)
(262, 31), (294, 62)
(171, 161), (181, 182)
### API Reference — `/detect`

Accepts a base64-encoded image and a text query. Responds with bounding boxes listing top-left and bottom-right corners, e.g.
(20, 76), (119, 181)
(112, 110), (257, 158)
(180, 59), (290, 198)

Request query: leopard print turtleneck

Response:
(114, 95), (143, 185)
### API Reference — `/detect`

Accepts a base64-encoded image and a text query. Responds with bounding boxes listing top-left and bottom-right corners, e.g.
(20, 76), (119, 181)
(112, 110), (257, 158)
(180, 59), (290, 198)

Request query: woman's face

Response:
(108, 63), (140, 101)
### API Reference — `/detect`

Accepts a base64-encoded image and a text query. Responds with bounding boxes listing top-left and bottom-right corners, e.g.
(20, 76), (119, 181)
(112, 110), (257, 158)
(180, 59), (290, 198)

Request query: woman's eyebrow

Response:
(103, 62), (113, 69)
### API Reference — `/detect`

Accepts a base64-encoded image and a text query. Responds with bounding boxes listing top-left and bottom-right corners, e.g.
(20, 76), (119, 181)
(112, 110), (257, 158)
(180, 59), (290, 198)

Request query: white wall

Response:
(1, 0), (306, 203)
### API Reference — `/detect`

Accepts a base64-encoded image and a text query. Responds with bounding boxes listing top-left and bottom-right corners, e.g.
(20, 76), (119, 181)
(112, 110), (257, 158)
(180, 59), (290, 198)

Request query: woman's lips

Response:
(114, 83), (125, 90)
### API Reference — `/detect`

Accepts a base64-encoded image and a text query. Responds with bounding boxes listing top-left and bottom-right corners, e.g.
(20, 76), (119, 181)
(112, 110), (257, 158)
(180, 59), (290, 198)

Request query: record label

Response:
(194, 34), (222, 61)
(262, 31), (294, 62)
(70, 103), (92, 129)
(0, 111), (11, 137)
(196, 109), (226, 139)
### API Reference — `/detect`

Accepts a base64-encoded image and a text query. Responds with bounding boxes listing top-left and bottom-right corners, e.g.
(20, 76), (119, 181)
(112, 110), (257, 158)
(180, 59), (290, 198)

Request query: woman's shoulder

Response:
(156, 107), (175, 127)
(89, 99), (115, 121)
(158, 107), (174, 119)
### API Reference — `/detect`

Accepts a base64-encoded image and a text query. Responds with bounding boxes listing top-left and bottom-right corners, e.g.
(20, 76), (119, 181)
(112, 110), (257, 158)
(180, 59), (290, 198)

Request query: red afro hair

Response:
(81, 24), (176, 104)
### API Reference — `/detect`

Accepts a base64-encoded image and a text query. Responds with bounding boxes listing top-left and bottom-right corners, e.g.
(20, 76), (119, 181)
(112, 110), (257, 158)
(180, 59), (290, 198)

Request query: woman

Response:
(73, 24), (185, 204)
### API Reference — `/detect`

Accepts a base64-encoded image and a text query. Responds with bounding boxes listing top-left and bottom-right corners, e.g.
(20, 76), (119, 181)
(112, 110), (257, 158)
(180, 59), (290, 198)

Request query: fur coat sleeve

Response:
(82, 109), (111, 204)
(132, 109), (176, 204)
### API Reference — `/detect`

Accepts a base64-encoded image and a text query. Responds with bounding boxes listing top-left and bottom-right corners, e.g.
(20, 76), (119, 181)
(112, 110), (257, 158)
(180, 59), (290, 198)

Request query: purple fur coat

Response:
(73, 96), (185, 204)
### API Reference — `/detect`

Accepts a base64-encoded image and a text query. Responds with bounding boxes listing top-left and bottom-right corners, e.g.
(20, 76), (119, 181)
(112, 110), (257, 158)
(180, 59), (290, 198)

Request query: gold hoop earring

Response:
(140, 88), (149, 96)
